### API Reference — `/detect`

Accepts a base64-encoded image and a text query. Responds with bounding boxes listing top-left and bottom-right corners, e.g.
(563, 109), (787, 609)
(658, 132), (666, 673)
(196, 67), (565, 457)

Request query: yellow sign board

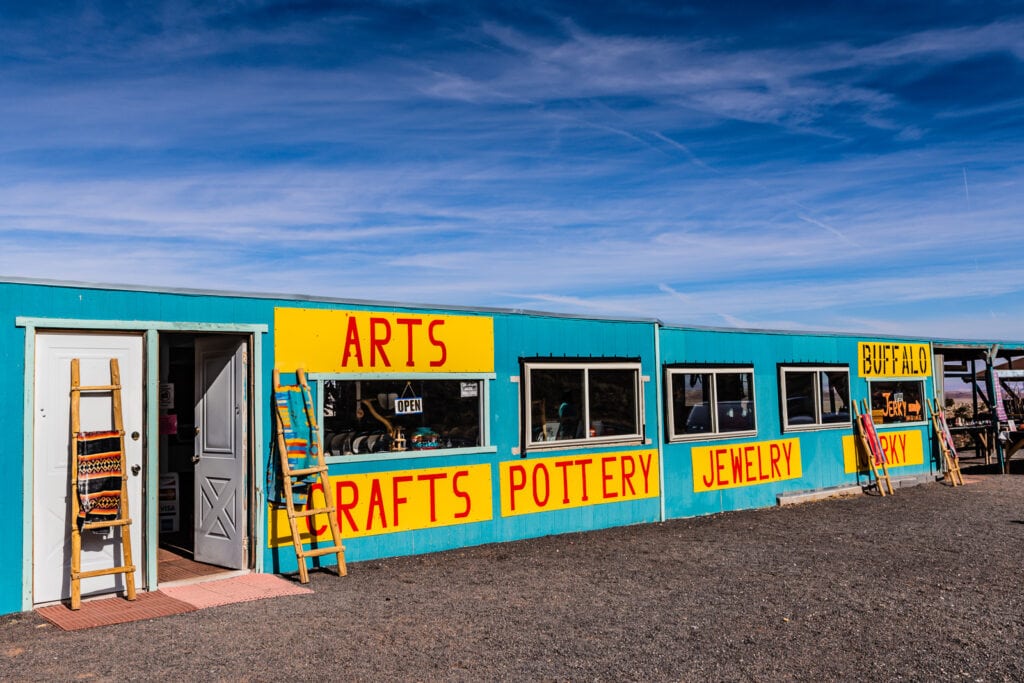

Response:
(499, 450), (659, 517)
(692, 438), (801, 492)
(842, 429), (924, 473)
(274, 307), (494, 374)
(858, 342), (931, 377)
(268, 463), (492, 546)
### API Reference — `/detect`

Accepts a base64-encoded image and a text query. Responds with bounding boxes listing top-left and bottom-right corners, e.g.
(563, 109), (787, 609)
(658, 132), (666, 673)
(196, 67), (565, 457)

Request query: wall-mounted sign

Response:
(858, 342), (931, 377)
(460, 382), (479, 398)
(159, 383), (175, 409)
(842, 429), (924, 473)
(268, 463), (493, 545)
(691, 438), (801, 492)
(275, 308), (494, 374)
(499, 450), (659, 517)
(394, 397), (423, 415)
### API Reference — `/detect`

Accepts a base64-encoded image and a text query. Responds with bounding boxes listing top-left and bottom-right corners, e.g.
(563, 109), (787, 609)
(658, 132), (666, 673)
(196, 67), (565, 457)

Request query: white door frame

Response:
(17, 317), (267, 611)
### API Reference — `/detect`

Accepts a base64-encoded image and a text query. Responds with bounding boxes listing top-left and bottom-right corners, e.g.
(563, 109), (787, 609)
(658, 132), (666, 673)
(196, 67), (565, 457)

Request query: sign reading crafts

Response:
(275, 308), (494, 373)
(858, 342), (931, 378)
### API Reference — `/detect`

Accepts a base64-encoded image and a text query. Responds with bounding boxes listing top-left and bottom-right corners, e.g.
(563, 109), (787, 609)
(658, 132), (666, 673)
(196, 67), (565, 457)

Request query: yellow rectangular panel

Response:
(691, 438), (802, 492)
(842, 429), (924, 473)
(274, 307), (494, 374)
(268, 463), (492, 546)
(858, 342), (931, 377)
(499, 450), (659, 517)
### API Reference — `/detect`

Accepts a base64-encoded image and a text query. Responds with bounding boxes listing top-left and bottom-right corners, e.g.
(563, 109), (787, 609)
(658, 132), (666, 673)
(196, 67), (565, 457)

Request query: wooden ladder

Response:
(852, 399), (894, 496)
(272, 368), (347, 583)
(931, 398), (964, 486)
(69, 358), (136, 610)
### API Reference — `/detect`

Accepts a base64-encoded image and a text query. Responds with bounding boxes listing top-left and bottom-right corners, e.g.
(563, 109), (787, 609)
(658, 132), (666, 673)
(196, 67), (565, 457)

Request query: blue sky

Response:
(2, 1), (1023, 339)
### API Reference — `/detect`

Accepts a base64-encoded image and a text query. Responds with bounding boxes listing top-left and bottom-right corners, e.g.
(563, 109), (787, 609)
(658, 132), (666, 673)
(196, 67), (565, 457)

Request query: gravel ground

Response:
(3, 467), (1024, 682)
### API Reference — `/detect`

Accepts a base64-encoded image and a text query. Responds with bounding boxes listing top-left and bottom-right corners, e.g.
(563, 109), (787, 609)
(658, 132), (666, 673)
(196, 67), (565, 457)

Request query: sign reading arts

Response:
(499, 450), (659, 517)
(691, 438), (801, 492)
(858, 342), (931, 378)
(268, 463), (492, 546)
(274, 308), (494, 374)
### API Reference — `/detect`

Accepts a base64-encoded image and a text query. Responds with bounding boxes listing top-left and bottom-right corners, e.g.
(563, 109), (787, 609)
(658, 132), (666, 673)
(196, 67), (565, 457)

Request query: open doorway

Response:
(158, 333), (253, 583)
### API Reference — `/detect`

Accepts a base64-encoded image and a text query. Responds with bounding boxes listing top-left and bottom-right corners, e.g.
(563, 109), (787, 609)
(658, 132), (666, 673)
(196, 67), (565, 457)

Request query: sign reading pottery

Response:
(499, 450), (659, 517)
(842, 429), (924, 473)
(691, 438), (801, 492)
(858, 342), (931, 378)
(274, 308), (494, 374)
(269, 463), (492, 545)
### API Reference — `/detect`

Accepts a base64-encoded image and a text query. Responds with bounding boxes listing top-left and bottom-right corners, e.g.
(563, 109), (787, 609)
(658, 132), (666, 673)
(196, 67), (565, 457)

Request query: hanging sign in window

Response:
(394, 397), (424, 415)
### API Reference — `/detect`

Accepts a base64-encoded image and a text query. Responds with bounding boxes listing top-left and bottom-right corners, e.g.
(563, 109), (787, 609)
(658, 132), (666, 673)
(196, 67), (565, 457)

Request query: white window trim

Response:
(523, 361), (644, 451)
(665, 367), (757, 442)
(310, 372), (494, 462)
(780, 365), (852, 432)
(866, 378), (929, 427)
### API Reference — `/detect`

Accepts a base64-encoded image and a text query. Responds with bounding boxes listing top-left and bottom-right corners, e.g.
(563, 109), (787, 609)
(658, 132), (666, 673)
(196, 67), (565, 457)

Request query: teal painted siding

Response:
(658, 327), (937, 520)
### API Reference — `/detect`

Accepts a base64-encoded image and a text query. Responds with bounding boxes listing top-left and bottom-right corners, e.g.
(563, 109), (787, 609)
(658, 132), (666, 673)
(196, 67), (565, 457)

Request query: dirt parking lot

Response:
(3, 468), (1024, 682)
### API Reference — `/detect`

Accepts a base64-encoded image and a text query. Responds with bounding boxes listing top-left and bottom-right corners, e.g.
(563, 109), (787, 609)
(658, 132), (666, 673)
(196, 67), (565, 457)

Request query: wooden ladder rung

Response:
(74, 385), (121, 392)
(289, 507), (335, 519)
(76, 565), (136, 580)
(285, 465), (328, 477)
(298, 545), (345, 559)
(81, 518), (132, 530)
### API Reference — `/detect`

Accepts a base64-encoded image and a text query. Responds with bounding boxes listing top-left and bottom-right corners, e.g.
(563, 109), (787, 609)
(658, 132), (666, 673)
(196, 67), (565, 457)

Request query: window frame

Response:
(311, 372), (497, 463)
(779, 364), (852, 431)
(867, 378), (928, 426)
(664, 366), (757, 442)
(522, 359), (645, 452)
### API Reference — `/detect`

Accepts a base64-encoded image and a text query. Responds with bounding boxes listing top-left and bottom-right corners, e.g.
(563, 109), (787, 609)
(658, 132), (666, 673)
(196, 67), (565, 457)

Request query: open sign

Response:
(394, 397), (423, 415)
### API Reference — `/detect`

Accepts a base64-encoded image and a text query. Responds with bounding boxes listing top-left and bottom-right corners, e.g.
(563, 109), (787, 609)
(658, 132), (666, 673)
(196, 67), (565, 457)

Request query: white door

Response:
(193, 337), (247, 569)
(33, 333), (145, 604)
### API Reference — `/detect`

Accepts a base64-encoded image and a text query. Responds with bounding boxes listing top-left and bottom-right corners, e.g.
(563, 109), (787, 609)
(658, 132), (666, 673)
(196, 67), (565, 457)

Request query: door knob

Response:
(192, 453), (201, 463)
(131, 431), (140, 441)
(131, 464), (141, 476)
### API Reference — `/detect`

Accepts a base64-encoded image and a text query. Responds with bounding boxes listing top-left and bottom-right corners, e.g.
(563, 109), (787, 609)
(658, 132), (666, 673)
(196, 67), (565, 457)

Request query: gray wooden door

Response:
(194, 337), (247, 569)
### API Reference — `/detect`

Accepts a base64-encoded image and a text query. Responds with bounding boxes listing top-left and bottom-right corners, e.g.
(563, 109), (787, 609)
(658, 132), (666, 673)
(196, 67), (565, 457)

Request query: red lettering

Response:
(743, 445), (755, 483)
(453, 470), (471, 518)
(392, 475), (413, 526)
(601, 457), (617, 499)
(620, 455), (636, 496)
(341, 316), (363, 367)
(366, 478), (387, 530)
(770, 444), (782, 478)
(730, 447), (743, 483)
(554, 460), (573, 504)
(369, 317), (392, 367)
(532, 464), (550, 507)
(715, 448), (728, 486)
(575, 458), (592, 501)
(303, 482), (328, 537)
(782, 442), (793, 474)
(508, 464), (527, 511)
(702, 450), (715, 489)
(639, 453), (653, 493)
(428, 320), (447, 367)
(336, 480), (359, 532)
(396, 318), (422, 367)
(417, 472), (446, 522)
(756, 444), (768, 481)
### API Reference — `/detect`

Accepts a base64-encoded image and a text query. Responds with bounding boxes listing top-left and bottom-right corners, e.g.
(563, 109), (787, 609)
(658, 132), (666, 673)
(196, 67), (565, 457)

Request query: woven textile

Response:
(858, 414), (888, 466)
(935, 412), (959, 460)
(76, 430), (123, 525)
(275, 387), (317, 472)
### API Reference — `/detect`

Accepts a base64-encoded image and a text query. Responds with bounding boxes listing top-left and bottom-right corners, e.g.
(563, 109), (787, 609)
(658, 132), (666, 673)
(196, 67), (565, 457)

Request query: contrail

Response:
(963, 167), (971, 210)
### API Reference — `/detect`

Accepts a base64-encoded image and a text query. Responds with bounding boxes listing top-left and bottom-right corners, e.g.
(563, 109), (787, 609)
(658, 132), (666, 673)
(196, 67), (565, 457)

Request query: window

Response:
(666, 367), (756, 440)
(868, 380), (926, 424)
(780, 366), (850, 429)
(524, 361), (643, 449)
(320, 378), (484, 456)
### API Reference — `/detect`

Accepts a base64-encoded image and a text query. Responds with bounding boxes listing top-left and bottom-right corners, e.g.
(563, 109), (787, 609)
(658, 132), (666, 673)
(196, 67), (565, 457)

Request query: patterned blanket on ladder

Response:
(76, 430), (123, 526)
